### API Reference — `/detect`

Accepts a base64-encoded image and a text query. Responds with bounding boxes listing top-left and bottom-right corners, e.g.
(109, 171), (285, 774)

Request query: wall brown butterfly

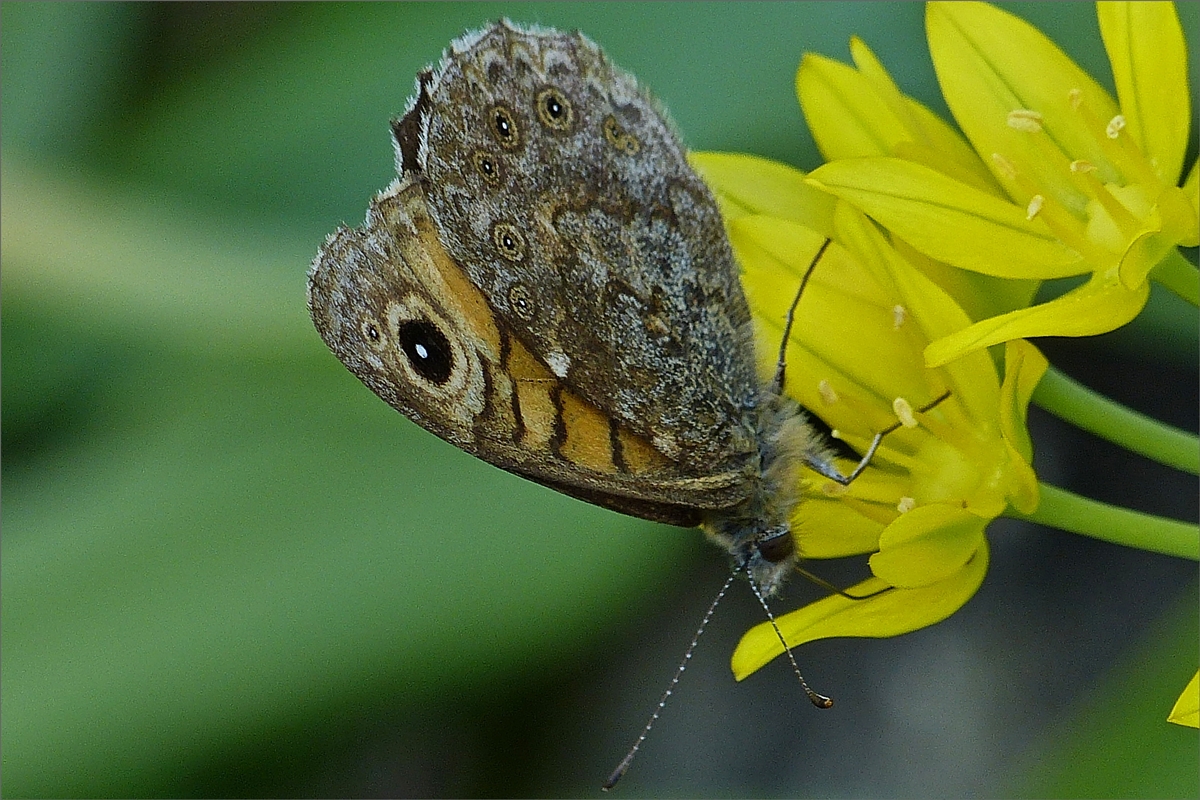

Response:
(306, 20), (881, 785)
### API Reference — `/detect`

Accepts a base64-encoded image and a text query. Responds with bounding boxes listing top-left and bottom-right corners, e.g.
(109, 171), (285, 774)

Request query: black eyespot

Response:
(489, 104), (521, 148)
(396, 320), (453, 385)
(490, 222), (527, 262)
(361, 319), (385, 348)
(756, 531), (795, 564)
(473, 150), (502, 183)
(535, 86), (574, 131)
(508, 283), (534, 320)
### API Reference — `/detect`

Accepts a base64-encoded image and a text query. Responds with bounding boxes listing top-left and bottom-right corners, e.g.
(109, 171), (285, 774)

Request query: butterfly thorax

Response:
(701, 391), (830, 596)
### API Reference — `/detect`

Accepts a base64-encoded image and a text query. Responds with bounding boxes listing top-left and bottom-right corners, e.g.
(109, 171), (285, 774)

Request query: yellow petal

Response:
(868, 504), (986, 587)
(797, 40), (1000, 197)
(797, 51), (902, 161)
(689, 151), (834, 236)
(996, 340), (1046, 514)
(924, 272), (1151, 366)
(794, 492), (888, 559)
(998, 340), (1044, 463)
(848, 37), (1003, 195)
(732, 540), (989, 680)
(1168, 671), (1200, 728)
(890, 236), (1041, 323)
(1117, 186), (1200, 288)
(809, 158), (1085, 278)
(1184, 159), (1199, 222)
(1097, 1), (1191, 185)
(927, 2), (1120, 214)
(832, 201), (1002, 427)
(733, 215), (930, 430)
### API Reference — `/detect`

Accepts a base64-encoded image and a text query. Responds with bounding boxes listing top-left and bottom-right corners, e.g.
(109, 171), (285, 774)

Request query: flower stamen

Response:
(818, 379), (839, 405)
(1105, 115), (1125, 140)
(893, 397), (918, 428)
(1025, 194), (1044, 220)
(1068, 92), (1159, 187)
(1078, 171), (1145, 240)
(991, 153), (1103, 262)
(1006, 109), (1044, 133)
(990, 152), (1018, 180)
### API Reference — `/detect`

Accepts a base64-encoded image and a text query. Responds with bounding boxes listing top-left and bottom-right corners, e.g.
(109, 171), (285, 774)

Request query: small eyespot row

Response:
(490, 221), (527, 262)
(362, 320), (383, 345)
(473, 150), (502, 183)
(535, 86), (574, 131)
(489, 104), (521, 149)
(603, 115), (640, 155)
(508, 283), (535, 320)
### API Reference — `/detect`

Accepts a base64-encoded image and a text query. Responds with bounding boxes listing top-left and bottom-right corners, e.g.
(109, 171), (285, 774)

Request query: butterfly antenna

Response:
(745, 573), (833, 709)
(602, 568), (739, 791)
(773, 237), (832, 394)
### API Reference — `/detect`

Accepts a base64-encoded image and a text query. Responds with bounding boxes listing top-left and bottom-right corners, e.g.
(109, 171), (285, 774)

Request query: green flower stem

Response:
(1033, 366), (1200, 475)
(1010, 483), (1199, 560)
(1152, 249), (1199, 306)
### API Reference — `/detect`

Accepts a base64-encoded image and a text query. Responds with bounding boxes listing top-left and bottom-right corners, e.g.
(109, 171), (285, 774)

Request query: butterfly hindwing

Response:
(308, 179), (754, 524)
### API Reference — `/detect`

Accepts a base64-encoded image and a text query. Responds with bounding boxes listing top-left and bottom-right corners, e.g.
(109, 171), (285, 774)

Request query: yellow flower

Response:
(692, 152), (1046, 680)
(799, 1), (1198, 367)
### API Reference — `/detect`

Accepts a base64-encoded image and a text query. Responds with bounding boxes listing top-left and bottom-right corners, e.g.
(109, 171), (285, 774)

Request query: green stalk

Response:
(1152, 250), (1199, 306)
(1033, 366), (1199, 475)
(1009, 483), (1198, 560)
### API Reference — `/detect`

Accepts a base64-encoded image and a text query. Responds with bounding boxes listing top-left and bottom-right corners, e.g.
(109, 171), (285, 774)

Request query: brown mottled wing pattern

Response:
(404, 22), (762, 479)
(308, 180), (753, 525)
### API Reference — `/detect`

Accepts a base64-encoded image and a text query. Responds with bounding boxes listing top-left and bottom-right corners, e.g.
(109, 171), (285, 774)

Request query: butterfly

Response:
(306, 20), (888, 786)
(305, 19), (866, 594)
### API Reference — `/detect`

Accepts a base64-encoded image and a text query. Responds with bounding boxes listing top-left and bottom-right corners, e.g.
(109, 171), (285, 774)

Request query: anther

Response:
(1025, 194), (1044, 221)
(1006, 109), (1044, 133)
(897, 496), (916, 513)
(818, 379), (839, 405)
(991, 152), (1017, 180)
(893, 397), (918, 428)
(1106, 114), (1126, 139)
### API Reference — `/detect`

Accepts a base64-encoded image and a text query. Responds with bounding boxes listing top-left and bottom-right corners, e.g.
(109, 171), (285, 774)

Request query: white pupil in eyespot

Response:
(415, 343), (429, 359)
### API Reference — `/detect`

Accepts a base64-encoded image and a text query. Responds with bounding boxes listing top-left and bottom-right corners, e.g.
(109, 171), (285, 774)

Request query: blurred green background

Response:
(3, 3), (1197, 797)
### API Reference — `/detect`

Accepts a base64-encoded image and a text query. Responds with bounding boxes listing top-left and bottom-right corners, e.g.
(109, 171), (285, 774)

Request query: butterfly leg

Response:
(771, 238), (831, 394)
(803, 389), (953, 485)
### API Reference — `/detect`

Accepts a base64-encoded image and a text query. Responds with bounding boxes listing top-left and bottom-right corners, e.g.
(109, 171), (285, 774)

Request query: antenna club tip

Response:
(603, 755), (634, 790)
(813, 694), (834, 709)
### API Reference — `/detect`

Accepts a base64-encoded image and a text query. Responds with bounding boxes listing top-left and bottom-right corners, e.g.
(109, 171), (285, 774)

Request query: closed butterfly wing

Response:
(402, 21), (763, 482)
(308, 179), (755, 526)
